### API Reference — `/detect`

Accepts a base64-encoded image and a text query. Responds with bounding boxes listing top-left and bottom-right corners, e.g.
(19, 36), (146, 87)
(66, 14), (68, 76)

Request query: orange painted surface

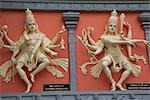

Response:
(76, 12), (150, 91)
(0, 10), (69, 93)
(0, 11), (149, 93)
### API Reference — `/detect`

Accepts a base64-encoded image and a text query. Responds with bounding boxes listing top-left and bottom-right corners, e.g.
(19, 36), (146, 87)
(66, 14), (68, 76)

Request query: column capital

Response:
(63, 11), (80, 30)
(139, 12), (150, 33)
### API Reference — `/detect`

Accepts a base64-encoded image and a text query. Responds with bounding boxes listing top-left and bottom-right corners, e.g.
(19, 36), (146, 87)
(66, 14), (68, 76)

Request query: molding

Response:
(139, 12), (150, 32)
(1, 91), (150, 100)
(0, 0), (150, 11)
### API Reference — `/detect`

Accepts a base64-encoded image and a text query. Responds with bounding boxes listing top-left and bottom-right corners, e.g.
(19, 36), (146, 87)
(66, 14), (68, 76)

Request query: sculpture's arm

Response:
(89, 41), (104, 55)
(87, 33), (96, 45)
(87, 44), (99, 51)
(44, 47), (58, 56)
(89, 45), (104, 56)
(93, 43), (104, 55)
(11, 49), (20, 62)
(107, 37), (135, 46)
(50, 25), (67, 45)
(32, 39), (42, 54)
(1, 25), (14, 45)
(87, 40), (103, 51)
(50, 33), (60, 45)
(10, 35), (26, 62)
(124, 22), (133, 58)
(47, 44), (61, 50)
(4, 33), (14, 45)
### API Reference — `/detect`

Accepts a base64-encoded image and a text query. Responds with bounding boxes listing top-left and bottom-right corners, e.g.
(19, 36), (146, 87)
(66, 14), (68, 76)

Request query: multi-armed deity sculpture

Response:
(0, 9), (149, 92)
(0, 8), (69, 92)
(77, 10), (150, 91)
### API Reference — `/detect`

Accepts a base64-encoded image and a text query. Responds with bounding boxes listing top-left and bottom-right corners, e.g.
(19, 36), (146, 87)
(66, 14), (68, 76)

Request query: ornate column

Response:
(63, 11), (80, 91)
(139, 12), (150, 63)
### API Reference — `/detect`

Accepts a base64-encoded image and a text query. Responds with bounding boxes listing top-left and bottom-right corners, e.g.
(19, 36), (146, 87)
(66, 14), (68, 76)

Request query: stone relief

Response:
(0, 8), (69, 92)
(77, 10), (150, 91)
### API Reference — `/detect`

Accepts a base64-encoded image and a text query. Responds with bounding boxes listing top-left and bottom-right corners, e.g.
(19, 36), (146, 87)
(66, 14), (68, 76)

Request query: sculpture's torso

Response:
(24, 33), (43, 53)
(102, 34), (124, 63)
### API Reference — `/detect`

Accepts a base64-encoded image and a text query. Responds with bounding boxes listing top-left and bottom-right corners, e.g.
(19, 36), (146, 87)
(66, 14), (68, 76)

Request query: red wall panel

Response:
(0, 10), (149, 93)
(76, 12), (150, 91)
(0, 10), (69, 93)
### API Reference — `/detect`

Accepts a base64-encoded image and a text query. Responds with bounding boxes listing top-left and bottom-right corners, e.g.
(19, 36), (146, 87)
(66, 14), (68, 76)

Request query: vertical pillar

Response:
(139, 12), (150, 63)
(63, 11), (80, 91)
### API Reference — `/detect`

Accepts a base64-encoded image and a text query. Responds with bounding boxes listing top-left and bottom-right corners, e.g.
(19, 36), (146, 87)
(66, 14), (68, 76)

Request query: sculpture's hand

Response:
(10, 44), (18, 51)
(124, 21), (131, 29)
(88, 51), (95, 55)
(51, 51), (58, 56)
(86, 26), (94, 35)
(143, 40), (150, 46)
(1, 25), (8, 36)
(58, 25), (67, 35)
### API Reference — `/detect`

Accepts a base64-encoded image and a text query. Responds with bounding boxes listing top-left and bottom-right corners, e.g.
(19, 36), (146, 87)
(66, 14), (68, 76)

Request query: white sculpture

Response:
(0, 8), (69, 92)
(77, 10), (150, 91)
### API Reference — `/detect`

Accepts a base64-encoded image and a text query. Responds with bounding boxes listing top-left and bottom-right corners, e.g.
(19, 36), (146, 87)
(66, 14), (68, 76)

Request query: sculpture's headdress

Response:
(24, 8), (40, 38)
(108, 9), (118, 24)
(25, 8), (36, 24)
(104, 10), (118, 35)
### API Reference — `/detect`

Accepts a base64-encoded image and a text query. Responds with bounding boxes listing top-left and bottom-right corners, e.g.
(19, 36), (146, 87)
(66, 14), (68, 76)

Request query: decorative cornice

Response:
(1, 91), (150, 100)
(139, 12), (150, 32)
(0, 0), (150, 11)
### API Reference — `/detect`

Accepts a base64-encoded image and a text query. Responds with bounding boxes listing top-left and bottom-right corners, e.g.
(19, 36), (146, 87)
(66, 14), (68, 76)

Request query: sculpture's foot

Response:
(111, 82), (116, 91)
(25, 83), (32, 93)
(30, 73), (35, 83)
(116, 83), (126, 91)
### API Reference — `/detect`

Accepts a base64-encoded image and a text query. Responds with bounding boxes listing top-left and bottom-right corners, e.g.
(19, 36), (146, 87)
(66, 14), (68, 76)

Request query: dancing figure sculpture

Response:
(77, 10), (150, 91)
(0, 8), (68, 92)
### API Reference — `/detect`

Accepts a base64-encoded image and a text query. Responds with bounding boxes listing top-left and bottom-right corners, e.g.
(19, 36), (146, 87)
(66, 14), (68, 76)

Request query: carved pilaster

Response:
(139, 12), (150, 63)
(63, 11), (80, 91)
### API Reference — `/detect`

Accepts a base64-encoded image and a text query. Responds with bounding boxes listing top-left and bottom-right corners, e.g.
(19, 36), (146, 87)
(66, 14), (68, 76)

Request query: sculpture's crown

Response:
(108, 9), (118, 24)
(25, 8), (36, 24)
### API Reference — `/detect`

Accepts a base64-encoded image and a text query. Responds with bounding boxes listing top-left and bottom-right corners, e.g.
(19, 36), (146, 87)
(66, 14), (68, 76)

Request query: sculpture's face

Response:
(108, 22), (117, 34)
(27, 20), (36, 32)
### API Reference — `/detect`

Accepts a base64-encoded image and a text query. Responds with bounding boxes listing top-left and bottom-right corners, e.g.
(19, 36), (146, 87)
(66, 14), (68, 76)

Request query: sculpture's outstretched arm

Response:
(1, 25), (14, 45)
(87, 33), (96, 45)
(123, 22), (133, 58)
(86, 26), (96, 45)
(15, 35), (25, 47)
(87, 40), (103, 51)
(105, 36), (135, 46)
(1, 25), (22, 61)
(87, 44), (99, 51)
(50, 25), (67, 45)
(47, 44), (61, 50)
(44, 47), (58, 56)
(42, 36), (59, 56)
(88, 41), (104, 56)
(50, 33), (60, 45)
